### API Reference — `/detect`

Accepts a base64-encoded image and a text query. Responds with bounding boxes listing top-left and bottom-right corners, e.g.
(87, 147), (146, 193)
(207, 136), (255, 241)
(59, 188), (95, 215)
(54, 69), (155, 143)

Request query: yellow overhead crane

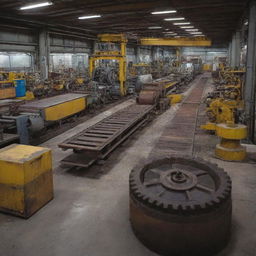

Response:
(140, 37), (212, 47)
(89, 33), (127, 96)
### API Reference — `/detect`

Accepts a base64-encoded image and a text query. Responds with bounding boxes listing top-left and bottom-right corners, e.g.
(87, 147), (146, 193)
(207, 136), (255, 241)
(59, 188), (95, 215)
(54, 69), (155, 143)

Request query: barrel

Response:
(14, 79), (26, 97)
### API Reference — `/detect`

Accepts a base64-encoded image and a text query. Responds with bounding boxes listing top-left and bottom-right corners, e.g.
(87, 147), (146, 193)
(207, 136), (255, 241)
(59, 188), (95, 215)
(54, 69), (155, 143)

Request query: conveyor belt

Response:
(59, 104), (154, 167)
(149, 76), (208, 159)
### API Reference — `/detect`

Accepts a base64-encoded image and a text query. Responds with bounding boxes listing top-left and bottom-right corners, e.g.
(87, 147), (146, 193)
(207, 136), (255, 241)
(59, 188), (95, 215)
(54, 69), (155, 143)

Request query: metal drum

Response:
(129, 156), (232, 256)
(14, 79), (26, 97)
(137, 90), (158, 105)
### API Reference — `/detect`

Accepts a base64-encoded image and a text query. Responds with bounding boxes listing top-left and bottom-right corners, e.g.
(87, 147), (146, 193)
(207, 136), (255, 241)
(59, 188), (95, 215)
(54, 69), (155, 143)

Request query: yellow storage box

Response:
(0, 144), (53, 218)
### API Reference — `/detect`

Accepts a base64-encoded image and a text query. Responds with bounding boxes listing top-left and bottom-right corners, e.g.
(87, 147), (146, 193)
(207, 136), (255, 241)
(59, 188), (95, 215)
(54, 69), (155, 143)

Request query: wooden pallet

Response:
(59, 104), (154, 167)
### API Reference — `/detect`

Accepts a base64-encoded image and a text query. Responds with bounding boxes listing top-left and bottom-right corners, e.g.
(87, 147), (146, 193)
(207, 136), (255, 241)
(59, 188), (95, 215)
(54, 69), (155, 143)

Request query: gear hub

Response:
(129, 156), (232, 256)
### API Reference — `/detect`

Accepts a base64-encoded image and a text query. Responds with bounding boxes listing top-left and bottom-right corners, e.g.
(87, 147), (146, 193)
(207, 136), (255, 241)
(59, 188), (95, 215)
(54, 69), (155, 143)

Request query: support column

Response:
(135, 46), (140, 63)
(39, 29), (50, 80)
(230, 31), (240, 67)
(228, 42), (232, 66)
(244, 0), (256, 143)
(234, 31), (241, 66)
(151, 46), (158, 62)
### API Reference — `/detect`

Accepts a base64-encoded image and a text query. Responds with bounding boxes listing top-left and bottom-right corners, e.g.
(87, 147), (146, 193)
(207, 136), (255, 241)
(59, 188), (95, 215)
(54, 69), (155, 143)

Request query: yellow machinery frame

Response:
(89, 34), (127, 96)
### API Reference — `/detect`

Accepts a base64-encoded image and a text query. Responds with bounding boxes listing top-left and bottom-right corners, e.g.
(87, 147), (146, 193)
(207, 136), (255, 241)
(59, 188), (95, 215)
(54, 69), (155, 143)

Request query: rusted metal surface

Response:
(137, 91), (158, 105)
(59, 104), (154, 167)
(150, 77), (208, 158)
(129, 156), (232, 256)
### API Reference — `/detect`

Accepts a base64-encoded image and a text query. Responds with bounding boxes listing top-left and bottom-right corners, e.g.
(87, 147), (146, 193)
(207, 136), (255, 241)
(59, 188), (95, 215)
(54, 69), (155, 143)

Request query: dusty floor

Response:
(0, 77), (256, 256)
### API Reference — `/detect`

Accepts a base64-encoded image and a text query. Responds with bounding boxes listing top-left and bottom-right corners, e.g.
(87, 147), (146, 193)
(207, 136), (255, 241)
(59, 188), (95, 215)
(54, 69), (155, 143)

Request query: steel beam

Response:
(244, 0), (256, 143)
(140, 37), (212, 47)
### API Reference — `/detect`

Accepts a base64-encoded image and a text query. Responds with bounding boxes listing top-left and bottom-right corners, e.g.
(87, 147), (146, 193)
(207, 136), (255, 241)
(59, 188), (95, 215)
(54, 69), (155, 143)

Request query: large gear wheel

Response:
(129, 156), (232, 256)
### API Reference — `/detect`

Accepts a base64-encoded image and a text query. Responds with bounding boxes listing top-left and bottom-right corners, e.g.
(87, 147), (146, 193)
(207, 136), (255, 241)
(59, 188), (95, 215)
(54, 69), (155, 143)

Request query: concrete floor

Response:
(1, 78), (256, 256)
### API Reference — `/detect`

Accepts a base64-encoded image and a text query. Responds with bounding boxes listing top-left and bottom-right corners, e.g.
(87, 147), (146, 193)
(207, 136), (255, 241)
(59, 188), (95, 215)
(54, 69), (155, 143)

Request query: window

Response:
(50, 53), (89, 73)
(0, 52), (33, 71)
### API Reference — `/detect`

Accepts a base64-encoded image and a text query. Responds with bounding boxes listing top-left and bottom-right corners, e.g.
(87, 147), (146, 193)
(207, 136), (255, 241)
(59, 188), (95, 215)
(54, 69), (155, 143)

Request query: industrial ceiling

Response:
(0, 0), (249, 45)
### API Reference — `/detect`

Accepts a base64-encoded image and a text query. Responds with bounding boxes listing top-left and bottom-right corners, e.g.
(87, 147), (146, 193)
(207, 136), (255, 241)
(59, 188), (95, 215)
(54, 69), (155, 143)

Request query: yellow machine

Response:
(215, 123), (247, 161)
(201, 98), (243, 131)
(128, 63), (151, 76)
(89, 34), (127, 96)
(201, 68), (244, 131)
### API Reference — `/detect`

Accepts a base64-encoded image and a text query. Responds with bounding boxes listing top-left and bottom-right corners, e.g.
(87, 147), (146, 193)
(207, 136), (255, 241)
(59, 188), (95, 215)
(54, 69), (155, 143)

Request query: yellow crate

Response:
(44, 97), (86, 121)
(0, 87), (16, 99)
(0, 144), (53, 218)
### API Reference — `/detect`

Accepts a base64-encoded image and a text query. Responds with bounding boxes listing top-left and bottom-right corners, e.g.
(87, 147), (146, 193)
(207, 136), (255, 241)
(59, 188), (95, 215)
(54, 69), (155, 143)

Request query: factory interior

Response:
(0, 0), (256, 255)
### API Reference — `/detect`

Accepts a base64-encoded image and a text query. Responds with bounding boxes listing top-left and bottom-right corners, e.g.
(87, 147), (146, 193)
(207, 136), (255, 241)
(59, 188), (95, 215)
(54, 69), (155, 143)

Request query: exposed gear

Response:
(129, 156), (232, 256)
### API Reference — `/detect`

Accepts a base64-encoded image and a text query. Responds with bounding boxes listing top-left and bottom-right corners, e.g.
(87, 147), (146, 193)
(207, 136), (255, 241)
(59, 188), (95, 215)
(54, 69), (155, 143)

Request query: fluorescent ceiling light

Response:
(163, 32), (176, 34)
(173, 22), (191, 25)
(79, 15), (101, 20)
(164, 17), (185, 21)
(244, 21), (248, 26)
(20, 1), (53, 10)
(151, 10), (177, 15)
(190, 32), (202, 34)
(180, 26), (194, 29)
(194, 35), (205, 37)
(148, 26), (162, 29)
(185, 29), (199, 32)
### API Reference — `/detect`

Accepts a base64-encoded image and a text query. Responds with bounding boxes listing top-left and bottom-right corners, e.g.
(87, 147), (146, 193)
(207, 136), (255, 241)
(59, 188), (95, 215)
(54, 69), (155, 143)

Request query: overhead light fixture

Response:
(148, 26), (162, 29)
(190, 32), (202, 34)
(164, 17), (185, 21)
(173, 22), (191, 25)
(20, 1), (53, 10)
(185, 29), (199, 32)
(244, 21), (248, 26)
(163, 31), (176, 34)
(180, 26), (194, 29)
(151, 10), (177, 15)
(194, 35), (205, 37)
(165, 29), (170, 31)
(78, 15), (101, 20)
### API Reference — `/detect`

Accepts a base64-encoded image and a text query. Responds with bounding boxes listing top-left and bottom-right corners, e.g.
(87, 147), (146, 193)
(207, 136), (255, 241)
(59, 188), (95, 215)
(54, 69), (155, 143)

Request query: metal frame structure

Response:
(89, 34), (127, 96)
(140, 37), (212, 47)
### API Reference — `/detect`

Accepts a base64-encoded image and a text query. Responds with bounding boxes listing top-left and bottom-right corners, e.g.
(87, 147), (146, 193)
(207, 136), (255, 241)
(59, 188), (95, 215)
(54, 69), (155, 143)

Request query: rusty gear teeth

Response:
(129, 156), (232, 256)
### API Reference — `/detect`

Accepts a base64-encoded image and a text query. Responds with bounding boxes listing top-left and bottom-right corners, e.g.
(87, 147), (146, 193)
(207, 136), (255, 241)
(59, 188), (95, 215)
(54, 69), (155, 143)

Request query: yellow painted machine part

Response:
(200, 122), (216, 131)
(216, 124), (247, 140)
(44, 97), (86, 121)
(17, 91), (35, 101)
(167, 94), (183, 104)
(0, 144), (53, 216)
(140, 37), (212, 47)
(215, 144), (246, 161)
(203, 64), (212, 71)
(98, 33), (127, 43)
(164, 81), (178, 89)
(0, 87), (16, 99)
